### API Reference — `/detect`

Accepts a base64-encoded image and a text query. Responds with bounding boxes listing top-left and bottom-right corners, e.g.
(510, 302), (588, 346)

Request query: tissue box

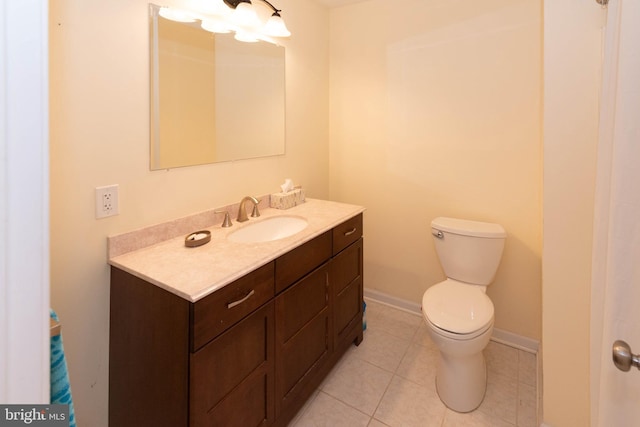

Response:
(270, 188), (306, 210)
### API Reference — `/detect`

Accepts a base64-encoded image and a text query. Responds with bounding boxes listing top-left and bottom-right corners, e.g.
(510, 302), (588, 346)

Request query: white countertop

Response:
(109, 199), (365, 302)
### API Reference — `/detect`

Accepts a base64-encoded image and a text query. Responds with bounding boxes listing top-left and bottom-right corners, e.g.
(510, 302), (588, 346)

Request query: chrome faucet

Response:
(236, 196), (260, 222)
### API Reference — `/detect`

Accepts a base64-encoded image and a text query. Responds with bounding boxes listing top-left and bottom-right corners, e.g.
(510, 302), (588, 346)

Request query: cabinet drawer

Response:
(275, 231), (331, 294)
(332, 214), (363, 255)
(191, 262), (274, 351)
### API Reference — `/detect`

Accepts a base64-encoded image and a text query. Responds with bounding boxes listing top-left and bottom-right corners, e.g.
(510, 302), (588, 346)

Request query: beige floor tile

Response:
(395, 343), (440, 389)
(517, 382), (537, 427)
(365, 300), (422, 341)
(485, 341), (518, 379)
(374, 376), (447, 426)
(321, 355), (393, 416)
(517, 350), (537, 386)
(367, 419), (391, 427)
(412, 322), (438, 350)
(351, 327), (412, 372)
(477, 371), (517, 424)
(442, 408), (515, 427)
(292, 391), (371, 427)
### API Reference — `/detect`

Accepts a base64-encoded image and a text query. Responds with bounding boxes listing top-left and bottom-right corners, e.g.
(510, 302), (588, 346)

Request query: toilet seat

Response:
(422, 279), (494, 338)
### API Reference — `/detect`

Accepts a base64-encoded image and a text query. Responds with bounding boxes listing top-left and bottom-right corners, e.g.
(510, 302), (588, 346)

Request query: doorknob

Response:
(612, 340), (640, 372)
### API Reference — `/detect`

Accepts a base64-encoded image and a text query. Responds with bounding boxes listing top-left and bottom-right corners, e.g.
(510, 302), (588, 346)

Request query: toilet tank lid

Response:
(431, 217), (506, 238)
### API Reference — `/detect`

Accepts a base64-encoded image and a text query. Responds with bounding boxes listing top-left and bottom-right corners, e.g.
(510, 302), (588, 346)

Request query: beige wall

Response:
(329, 0), (543, 340)
(542, 1), (604, 425)
(48, 0), (329, 425)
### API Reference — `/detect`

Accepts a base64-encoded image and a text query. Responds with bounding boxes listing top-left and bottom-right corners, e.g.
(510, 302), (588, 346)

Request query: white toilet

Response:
(421, 217), (506, 413)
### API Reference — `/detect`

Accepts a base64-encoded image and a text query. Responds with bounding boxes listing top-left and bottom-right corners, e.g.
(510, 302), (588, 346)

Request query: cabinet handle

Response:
(325, 272), (329, 302)
(344, 228), (357, 237)
(227, 290), (255, 309)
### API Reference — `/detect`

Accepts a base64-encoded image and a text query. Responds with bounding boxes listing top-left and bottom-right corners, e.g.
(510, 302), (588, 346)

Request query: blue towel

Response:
(50, 309), (76, 427)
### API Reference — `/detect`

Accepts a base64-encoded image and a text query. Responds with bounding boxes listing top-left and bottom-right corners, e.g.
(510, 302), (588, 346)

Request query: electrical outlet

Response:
(95, 185), (119, 219)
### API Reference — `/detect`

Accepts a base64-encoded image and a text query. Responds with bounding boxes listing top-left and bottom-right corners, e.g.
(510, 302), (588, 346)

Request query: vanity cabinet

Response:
(109, 214), (363, 427)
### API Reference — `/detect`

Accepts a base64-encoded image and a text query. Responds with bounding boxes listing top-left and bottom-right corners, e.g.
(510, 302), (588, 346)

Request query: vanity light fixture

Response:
(159, 7), (197, 23)
(263, 12), (291, 37)
(225, 0), (262, 28)
(158, 0), (290, 42)
(223, 0), (291, 38)
(201, 18), (232, 34)
(234, 29), (260, 43)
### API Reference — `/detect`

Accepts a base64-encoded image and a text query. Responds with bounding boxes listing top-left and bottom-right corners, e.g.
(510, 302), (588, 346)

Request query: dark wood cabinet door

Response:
(109, 267), (190, 427)
(190, 302), (275, 427)
(275, 264), (331, 417)
(332, 238), (363, 350)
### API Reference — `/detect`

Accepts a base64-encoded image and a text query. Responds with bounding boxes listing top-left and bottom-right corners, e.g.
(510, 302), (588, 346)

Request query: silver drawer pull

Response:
(344, 228), (357, 237)
(227, 290), (255, 309)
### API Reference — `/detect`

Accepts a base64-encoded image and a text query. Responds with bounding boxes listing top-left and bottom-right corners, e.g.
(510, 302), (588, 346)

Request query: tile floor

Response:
(289, 299), (538, 427)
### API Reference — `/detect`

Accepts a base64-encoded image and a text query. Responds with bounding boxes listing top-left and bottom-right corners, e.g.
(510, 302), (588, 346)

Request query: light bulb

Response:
(201, 19), (231, 34)
(232, 2), (261, 29)
(187, 0), (228, 16)
(234, 30), (259, 43)
(263, 13), (290, 38)
(158, 7), (196, 23)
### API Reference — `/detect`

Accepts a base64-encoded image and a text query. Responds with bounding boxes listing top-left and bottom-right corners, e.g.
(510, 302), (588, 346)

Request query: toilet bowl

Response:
(422, 217), (506, 413)
(422, 279), (494, 412)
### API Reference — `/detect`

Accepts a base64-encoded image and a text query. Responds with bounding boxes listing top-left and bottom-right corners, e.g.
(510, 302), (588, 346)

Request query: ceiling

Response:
(314, 0), (368, 8)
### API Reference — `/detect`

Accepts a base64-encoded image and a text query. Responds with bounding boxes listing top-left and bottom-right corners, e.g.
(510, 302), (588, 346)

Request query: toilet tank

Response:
(431, 217), (506, 286)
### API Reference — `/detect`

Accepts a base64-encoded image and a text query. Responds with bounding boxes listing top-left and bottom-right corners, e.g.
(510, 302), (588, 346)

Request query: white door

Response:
(0, 0), (50, 403)
(590, 0), (640, 425)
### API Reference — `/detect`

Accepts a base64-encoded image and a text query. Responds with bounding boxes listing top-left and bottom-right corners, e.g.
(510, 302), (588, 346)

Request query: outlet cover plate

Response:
(95, 184), (119, 219)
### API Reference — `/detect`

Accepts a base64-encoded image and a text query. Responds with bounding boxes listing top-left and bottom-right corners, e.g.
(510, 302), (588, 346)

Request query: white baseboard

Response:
(364, 287), (539, 354)
(364, 288), (422, 314)
(491, 327), (539, 354)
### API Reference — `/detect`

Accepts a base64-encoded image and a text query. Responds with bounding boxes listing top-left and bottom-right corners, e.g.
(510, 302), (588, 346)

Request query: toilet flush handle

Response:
(432, 229), (444, 239)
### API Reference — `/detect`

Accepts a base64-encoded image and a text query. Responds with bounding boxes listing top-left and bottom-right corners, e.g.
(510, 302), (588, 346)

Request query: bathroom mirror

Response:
(149, 4), (286, 170)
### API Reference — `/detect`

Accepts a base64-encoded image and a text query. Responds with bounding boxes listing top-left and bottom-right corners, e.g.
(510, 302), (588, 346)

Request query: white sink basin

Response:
(227, 216), (308, 243)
